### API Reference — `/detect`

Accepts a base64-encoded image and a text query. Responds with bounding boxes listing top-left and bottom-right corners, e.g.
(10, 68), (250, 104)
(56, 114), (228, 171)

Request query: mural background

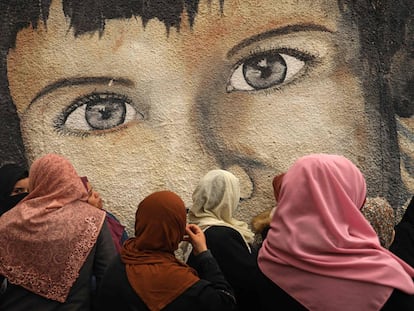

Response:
(0, 0), (413, 233)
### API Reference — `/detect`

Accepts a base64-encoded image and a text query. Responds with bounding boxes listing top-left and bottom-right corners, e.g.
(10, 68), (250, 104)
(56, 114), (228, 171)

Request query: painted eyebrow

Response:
(227, 23), (334, 58)
(31, 77), (134, 104)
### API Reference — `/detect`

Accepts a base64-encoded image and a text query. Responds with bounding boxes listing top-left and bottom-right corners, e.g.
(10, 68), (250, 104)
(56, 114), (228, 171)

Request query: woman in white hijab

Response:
(186, 169), (261, 311)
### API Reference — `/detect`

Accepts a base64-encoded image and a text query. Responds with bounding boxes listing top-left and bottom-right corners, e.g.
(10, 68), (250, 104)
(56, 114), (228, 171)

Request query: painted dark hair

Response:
(0, 1), (409, 60)
(0, 0), (224, 47)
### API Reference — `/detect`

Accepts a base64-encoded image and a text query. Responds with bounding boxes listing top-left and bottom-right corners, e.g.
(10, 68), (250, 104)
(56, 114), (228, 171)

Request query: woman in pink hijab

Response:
(258, 154), (414, 311)
(0, 153), (116, 310)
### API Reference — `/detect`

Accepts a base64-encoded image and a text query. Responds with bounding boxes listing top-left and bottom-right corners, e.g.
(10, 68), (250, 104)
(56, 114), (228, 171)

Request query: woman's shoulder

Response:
(204, 226), (254, 253)
(204, 225), (244, 241)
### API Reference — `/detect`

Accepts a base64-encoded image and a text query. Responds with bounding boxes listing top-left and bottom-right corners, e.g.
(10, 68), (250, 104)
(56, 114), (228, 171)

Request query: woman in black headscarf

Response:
(390, 197), (414, 268)
(0, 163), (29, 297)
(0, 163), (29, 216)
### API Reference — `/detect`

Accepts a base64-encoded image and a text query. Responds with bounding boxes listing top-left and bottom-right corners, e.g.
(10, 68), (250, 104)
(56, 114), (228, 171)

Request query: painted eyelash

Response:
(261, 77), (300, 96)
(244, 46), (316, 63)
(55, 122), (128, 138)
(61, 92), (133, 119)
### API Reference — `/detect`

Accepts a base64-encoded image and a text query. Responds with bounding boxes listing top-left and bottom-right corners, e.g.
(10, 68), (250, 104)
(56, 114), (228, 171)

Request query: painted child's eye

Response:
(227, 51), (307, 92)
(55, 92), (144, 134)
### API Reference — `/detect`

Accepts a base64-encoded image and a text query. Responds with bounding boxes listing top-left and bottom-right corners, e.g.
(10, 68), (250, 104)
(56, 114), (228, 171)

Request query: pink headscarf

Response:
(258, 154), (414, 311)
(0, 154), (106, 302)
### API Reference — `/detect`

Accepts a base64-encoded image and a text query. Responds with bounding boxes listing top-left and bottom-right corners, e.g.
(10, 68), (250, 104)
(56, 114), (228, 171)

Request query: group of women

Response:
(0, 153), (414, 310)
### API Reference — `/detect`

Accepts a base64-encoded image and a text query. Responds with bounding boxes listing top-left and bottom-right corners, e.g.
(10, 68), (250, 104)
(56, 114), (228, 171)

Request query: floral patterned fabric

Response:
(0, 154), (105, 302)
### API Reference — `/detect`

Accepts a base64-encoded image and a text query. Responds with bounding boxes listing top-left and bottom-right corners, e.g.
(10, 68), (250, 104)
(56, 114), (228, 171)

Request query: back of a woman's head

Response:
(260, 155), (414, 311)
(191, 169), (240, 219)
(133, 190), (186, 252)
(279, 154), (367, 214)
(29, 153), (86, 202)
(361, 197), (395, 248)
(262, 154), (374, 268)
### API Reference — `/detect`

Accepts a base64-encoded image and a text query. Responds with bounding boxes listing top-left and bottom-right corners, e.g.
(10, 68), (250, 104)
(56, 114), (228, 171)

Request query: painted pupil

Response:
(85, 100), (127, 130)
(243, 52), (287, 89)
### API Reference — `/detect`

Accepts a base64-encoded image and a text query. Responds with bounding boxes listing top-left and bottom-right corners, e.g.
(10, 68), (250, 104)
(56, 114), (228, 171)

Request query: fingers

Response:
(184, 225), (198, 242)
(186, 224), (202, 236)
(184, 225), (197, 242)
(185, 224), (207, 255)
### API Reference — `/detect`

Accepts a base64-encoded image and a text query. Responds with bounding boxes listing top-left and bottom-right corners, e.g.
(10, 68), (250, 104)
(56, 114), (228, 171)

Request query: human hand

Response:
(185, 224), (207, 256)
(87, 190), (103, 209)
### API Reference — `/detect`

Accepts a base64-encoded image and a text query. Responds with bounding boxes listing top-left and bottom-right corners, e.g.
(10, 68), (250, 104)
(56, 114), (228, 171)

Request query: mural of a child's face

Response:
(7, 0), (389, 228)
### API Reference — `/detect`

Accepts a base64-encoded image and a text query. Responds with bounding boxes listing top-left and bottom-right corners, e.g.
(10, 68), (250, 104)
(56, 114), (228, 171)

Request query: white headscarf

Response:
(188, 170), (255, 250)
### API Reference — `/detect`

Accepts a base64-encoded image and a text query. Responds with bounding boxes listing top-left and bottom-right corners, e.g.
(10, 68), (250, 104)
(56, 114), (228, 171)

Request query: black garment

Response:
(0, 221), (116, 311)
(188, 226), (263, 311)
(95, 250), (236, 311)
(258, 271), (414, 310)
(0, 164), (28, 216)
(381, 287), (414, 310)
(257, 272), (307, 311)
(390, 196), (414, 268)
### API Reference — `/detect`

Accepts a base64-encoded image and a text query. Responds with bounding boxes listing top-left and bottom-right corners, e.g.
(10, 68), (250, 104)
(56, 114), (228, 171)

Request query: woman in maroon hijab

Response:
(96, 190), (236, 311)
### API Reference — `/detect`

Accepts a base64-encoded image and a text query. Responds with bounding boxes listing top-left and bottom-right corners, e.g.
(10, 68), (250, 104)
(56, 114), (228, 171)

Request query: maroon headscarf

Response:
(272, 173), (285, 203)
(121, 191), (199, 311)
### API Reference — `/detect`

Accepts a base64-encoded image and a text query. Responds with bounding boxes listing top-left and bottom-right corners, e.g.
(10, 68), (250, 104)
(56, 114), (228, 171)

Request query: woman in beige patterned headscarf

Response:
(0, 153), (116, 310)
